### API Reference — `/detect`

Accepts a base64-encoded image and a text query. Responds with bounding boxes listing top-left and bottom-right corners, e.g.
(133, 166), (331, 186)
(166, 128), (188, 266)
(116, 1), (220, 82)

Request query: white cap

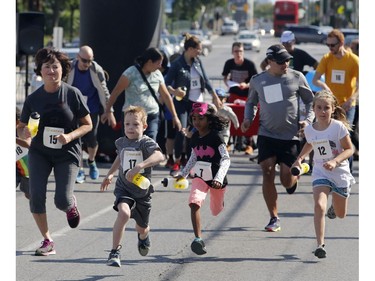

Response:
(280, 31), (295, 43)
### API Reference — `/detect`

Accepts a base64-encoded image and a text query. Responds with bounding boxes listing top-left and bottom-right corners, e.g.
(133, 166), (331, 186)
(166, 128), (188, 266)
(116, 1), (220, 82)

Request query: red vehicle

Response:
(273, 0), (300, 37)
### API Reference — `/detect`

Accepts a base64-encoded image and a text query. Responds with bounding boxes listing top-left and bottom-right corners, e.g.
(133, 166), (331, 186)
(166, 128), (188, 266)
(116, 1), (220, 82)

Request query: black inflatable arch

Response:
(80, 0), (162, 159)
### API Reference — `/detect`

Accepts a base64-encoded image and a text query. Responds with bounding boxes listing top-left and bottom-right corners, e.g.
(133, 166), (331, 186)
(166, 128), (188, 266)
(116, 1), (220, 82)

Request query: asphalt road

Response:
(15, 152), (359, 281)
(14, 33), (361, 281)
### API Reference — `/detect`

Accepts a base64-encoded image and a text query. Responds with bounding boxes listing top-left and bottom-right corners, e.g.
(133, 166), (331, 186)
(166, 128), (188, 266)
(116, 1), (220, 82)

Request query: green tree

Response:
(16, 0), (80, 43)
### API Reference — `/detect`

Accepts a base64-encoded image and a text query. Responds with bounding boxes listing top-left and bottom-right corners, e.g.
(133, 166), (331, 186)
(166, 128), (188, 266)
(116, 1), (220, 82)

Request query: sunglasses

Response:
(274, 59), (290, 65)
(78, 55), (93, 64)
(326, 42), (339, 48)
(191, 102), (208, 115)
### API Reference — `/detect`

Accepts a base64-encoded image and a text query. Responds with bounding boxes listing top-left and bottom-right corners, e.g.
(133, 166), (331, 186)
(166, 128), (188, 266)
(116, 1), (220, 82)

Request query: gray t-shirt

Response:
(114, 135), (161, 198)
(122, 65), (164, 114)
(244, 69), (314, 140)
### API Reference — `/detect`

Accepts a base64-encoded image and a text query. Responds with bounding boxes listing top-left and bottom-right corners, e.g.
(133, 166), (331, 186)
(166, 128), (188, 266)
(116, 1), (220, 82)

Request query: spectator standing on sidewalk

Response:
(241, 44), (314, 232)
(16, 47), (92, 256)
(291, 90), (355, 259)
(67, 45), (116, 183)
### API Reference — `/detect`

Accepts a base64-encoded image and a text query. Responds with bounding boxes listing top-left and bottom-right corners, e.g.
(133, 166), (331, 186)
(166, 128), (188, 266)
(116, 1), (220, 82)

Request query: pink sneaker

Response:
(35, 239), (56, 256)
(66, 195), (80, 228)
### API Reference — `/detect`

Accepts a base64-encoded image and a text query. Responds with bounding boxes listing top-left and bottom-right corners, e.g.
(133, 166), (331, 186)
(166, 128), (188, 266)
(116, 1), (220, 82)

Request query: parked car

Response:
(234, 31), (261, 52)
(221, 20), (239, 35)
(162, 34), (183, 54)
(340, 28), (359, 38)
(159, 36), (175, 58)
(284, 24), (330, 44)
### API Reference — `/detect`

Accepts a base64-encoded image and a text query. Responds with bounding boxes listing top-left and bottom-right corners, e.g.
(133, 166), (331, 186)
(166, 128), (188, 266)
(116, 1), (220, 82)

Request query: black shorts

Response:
(113, 187), (152, 228)
(82, 113), (99, 147)
(166, 119), (177, 139)
(257, 135), (300, 167)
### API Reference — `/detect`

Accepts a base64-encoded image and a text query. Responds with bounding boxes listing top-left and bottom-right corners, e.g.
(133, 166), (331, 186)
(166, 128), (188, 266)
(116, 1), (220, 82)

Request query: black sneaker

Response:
(327, 205), (336, 219)
(191, 237), (207, 255)
(138, 234), (151, 256)
(107, 245), (122, 267)
(286, 181), (298, 194)
(314, 244), (327, 258)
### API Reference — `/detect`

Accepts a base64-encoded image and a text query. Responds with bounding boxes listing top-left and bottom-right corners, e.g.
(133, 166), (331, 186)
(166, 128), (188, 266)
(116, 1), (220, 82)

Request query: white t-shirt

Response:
(304, 119), (355, 187)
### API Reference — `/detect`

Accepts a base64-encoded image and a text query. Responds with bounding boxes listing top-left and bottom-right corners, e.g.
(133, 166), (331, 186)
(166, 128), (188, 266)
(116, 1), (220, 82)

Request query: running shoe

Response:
(88, 161), (99, 180)
(66, 195), (80, 228)
(314, 244), (327, 258)
(265, 217), (281, 232)
(191, 237), (207, 255)
(138, 234), (151, 256)
(170, 163), (180, 177)
(76, 168), (86, 184)
(286, 181), (298, 194)
(107, 245), (122, 267)
(35, 239), (56, 256)
(165, 157), (174, 169)
(327, 205), (336, 219)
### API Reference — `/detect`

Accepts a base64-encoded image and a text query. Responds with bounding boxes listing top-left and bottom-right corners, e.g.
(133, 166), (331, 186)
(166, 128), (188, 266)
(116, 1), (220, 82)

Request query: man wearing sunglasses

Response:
(67, 45), (116, 183)
(260, 31), (318, 74)
(312, 29), (359, 128)
(241, 44), (315, 232)
(312, 29), (359, 172)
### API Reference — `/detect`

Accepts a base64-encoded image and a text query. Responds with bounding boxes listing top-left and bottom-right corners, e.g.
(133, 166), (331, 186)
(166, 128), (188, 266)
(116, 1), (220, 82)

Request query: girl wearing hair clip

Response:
(175, 102), (230, 255)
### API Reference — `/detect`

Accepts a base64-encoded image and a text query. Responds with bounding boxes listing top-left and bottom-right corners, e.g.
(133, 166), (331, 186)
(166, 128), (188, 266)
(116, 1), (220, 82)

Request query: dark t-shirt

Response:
(72, 64), (101, 113)
(190, 130), (228, 187)
(20, 82), (90, 165)
(288, 48), (317, 73)
(222, 58), (258, 97)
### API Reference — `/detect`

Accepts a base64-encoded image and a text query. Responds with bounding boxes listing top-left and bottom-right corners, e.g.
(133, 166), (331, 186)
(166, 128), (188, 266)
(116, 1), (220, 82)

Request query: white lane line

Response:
(18, 205), (113, 252)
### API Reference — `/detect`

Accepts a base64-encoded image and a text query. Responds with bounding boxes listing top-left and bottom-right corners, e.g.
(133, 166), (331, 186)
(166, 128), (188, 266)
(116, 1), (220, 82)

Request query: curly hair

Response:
(34, 47), (71, 80)
(189, 103), (229, 131)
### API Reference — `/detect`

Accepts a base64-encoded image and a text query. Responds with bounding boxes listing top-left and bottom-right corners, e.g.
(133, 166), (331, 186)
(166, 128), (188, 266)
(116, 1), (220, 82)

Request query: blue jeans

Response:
(144, 113), (160, 141)
(345, 105), (356, 126)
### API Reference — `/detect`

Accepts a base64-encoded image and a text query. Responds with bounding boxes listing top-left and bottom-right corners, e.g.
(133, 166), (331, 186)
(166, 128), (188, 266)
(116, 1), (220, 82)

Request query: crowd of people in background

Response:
(16, 28), (358, 265)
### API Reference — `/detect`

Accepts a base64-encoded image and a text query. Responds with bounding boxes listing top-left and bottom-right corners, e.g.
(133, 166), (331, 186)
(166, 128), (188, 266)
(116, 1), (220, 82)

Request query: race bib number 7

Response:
(193, 161), (213, 181)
